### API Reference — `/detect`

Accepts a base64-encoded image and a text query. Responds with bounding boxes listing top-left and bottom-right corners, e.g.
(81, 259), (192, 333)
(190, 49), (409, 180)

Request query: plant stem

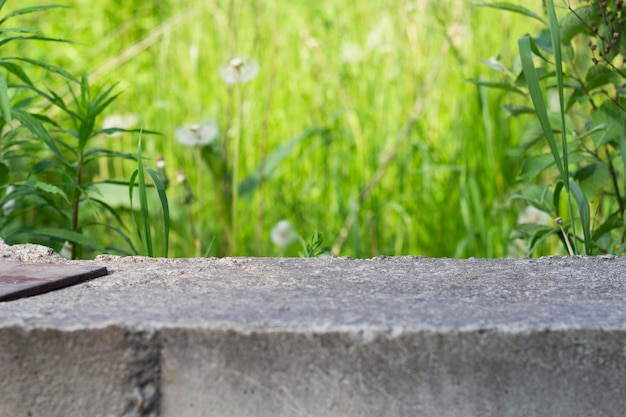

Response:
(71, 153), (84, 260)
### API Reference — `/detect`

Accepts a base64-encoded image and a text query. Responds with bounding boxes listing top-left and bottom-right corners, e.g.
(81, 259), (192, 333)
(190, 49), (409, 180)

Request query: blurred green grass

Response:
(14, 0), (540, 257)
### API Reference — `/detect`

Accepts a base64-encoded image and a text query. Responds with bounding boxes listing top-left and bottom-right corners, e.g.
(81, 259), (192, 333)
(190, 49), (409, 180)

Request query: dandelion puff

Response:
(341, 43), (363, 63)
(175, 120), (219, 147)
(218, 56), (259, 84)
(271, 220), (297, 247)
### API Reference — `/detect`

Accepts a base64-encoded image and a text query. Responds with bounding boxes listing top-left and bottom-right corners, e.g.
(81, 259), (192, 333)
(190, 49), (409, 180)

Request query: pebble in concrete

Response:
(0, 239), (626, 416)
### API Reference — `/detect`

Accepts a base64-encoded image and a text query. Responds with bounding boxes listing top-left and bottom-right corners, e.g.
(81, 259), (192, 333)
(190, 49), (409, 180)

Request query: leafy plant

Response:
(0, 2), (161, 258)
(129, 132), (170, 258)
(299, 231), (330, 258)
(476, 0), (626, 255)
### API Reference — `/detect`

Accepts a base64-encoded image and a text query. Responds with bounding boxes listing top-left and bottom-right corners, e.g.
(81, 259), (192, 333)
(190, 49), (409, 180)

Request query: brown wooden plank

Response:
(0, 261), (107, 302)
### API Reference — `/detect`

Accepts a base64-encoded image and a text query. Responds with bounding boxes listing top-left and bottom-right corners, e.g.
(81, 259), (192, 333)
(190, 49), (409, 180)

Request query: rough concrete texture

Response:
(1, 239), (626, 417)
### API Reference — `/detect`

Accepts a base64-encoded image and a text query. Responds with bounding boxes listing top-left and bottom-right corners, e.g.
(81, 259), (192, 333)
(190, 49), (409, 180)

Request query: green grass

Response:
(8, 0), (542, 258)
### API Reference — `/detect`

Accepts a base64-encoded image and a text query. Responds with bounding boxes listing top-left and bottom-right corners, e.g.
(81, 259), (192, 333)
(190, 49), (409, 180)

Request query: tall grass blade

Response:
(569, 179), (591, 254)
(518, 36), (565, 180)
(144, 167), (169, 257)
(546, 0), (568, 181)
(136, 134), (152, 256)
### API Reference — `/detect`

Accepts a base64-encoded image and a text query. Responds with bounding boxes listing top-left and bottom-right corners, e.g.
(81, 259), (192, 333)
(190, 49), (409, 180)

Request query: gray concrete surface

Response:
(1, 239), (626, 416)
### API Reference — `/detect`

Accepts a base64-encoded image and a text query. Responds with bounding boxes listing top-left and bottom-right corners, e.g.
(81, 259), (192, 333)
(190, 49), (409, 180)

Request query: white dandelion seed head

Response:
(218, 55), (259, 84)
(155, 156), (166, 169)
(271, 220), (297, 247)
(366, 15), (393, 52)
(341, 43), (364, 63)
(175, 120), (219, 147)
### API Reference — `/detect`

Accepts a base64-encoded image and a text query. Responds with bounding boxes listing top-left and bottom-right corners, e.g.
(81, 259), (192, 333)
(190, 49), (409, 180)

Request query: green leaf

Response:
(519, 124), (545, 151)
(0, 62), (32, 84)
(517, 153), (555, 181)
(547, 0), (569, 180)
(14, 180), (69, 202)
(573, 163), (608, 199)
(26, 227), (107, 253)
(560, 5), (597, 45)
(592, 100), (624, 147)
(0, 5), (70, 25)
(0, 36), (71, 49)
(2, 57), (78, 82)
(0, 161), (8, 186)
(473, 2), (546, 24)
(518, 35), (566, 182)
(585, 64), (619, 91)
(0, 72), (12, 128)
(501, 104), (535, 117)
(465, 79), (526, 95)
(592, 212), (622, 242)
(11, 109), (64, 160)
(569, 179), (592, 255)
(144, 167), (169, 257)
(0, 27), (38, 34)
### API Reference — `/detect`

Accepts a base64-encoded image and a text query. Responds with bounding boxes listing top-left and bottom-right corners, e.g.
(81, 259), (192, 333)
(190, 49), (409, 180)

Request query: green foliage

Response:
(480, 0), (626, 255)
(0, 1), (164, 259)
(299, 231), (330, 258)
(2, 0), (540, 258)
(129, 133), (170, 257)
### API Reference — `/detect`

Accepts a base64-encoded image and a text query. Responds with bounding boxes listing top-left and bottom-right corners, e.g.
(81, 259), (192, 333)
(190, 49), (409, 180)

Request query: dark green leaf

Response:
(26, 227), (107, 253)
(0, 161), (8, 186)
(0, 5), (70, 25)
(11, 109), (65, 160)
(0, 36), (71, 48)
(585, 64), (619, 91)
(3, 57), (78, 82)
(0, 62), (32, 84)
(569, 179), (592, 254)
(0, 72), (12, 128)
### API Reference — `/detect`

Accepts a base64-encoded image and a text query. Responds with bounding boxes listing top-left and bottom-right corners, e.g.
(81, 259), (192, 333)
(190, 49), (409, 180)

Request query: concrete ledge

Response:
(1, 241), (626, 416)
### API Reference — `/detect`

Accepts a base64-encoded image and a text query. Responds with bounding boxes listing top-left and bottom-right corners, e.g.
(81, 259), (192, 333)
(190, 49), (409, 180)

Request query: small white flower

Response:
(175, 120), (219, 147)
(341, 43), (363, 63)
(175, 170), (187, 184)
(271, 220), (297, 247)
(218, 56), (259, 84)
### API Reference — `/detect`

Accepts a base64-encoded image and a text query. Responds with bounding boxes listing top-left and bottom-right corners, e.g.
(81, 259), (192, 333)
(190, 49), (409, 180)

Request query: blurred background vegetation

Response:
(2, 0), (547, 258)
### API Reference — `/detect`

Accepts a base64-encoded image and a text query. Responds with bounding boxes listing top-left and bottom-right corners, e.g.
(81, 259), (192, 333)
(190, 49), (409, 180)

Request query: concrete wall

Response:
(1, 241), (626, 416)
